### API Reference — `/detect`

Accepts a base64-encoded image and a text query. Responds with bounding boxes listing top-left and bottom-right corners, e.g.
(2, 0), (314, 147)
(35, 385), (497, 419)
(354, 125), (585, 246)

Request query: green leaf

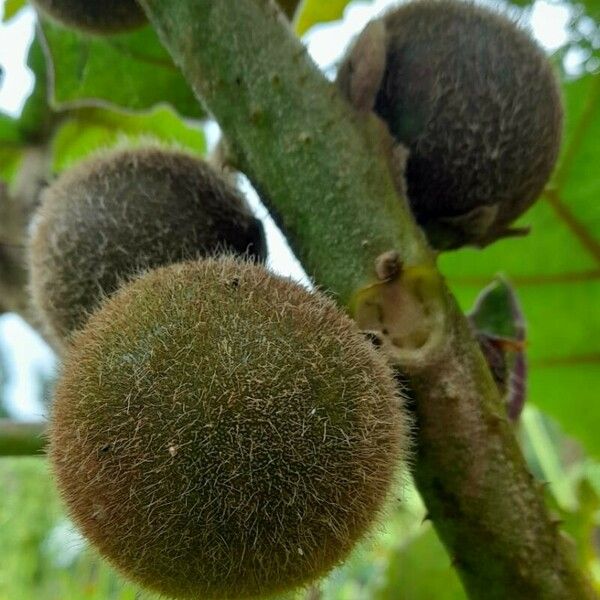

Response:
(375, 526), (466, 599)
(0, 147), (24, 182)
(295, 0), (355, 35)
(468, 279), (527, 420)
(0, 31), (54, 184)
(0, 114), (25, 180)
(0, 33), (50, 185)
(0, 458), (161, 599)
(2, 0), (26, 22)
(0, 113), (23, 144)
(39, 18), (204, 118)
(439, 74), (600, 458)
(18, 33), (53, 140)
(507, 0), (535, 7)
(51, 105), (206, 173)
(468, 278), (525, 340)
(580, 0), (600, 22)
(550, 467), (600, 584)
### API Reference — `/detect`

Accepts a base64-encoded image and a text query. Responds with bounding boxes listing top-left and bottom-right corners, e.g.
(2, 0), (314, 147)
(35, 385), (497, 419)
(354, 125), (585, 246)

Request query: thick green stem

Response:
(135, 1), (595, 598)
(0, 420), (46, 456)
(142, 0), (431, 304)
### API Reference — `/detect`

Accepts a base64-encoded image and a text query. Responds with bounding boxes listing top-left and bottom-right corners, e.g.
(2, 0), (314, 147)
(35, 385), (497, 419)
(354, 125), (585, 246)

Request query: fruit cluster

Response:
(27, 0), (562, 597)
(30, 145), (408, 599)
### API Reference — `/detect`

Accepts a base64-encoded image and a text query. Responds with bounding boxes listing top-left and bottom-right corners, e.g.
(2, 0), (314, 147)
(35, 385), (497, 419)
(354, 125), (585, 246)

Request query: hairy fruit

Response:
(337, 0), (563, 249)
(32, 0), (147, 34)
(50, 257), (409, 599)
(29, 147), (266, 347)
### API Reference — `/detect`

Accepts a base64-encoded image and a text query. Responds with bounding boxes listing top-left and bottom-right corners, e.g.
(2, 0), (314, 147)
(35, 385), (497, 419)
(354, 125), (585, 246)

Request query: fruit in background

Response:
(29, 146), (266, 348)
(337, 0), (562, 250)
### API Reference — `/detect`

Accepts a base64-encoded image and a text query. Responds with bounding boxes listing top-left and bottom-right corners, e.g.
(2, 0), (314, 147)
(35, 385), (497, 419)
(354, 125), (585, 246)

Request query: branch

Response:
(0, 35), (57, 326)
(137, 1), (595, 597)
(0, 184), (29, 318)
(0, 420), (46, 456)
(0, 146), (51, 327)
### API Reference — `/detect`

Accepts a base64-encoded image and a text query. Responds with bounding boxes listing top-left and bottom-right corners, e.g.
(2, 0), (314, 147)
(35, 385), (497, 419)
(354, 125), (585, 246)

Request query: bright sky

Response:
(0, 0), (580, 418)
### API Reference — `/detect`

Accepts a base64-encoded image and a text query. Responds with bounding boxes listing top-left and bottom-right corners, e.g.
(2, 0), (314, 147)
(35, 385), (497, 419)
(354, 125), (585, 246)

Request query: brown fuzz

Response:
(32, 0), (147, 34)
(50, 257), (409, 599)
(338, 0), (563, 249)
(28, 146), (266, 348)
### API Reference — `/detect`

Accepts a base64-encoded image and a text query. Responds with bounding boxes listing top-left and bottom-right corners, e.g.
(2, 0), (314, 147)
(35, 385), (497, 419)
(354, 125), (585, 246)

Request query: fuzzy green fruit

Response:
(29, 147), (266, 348)
(50, 257), (409, 599)
(32, 0), (146, 35)
(337, 0), (563, 250)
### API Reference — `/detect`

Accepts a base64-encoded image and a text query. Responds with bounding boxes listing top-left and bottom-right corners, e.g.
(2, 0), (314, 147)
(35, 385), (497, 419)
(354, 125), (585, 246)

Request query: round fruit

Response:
(32, 0), (146, 34)
(29, 146), (266, 347)
(338, 0), (563, 249)
(50, 257), (409, 599)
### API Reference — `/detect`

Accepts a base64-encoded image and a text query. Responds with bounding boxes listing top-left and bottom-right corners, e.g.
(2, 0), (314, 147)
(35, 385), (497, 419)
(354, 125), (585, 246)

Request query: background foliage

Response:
(0, 0), (598, 598)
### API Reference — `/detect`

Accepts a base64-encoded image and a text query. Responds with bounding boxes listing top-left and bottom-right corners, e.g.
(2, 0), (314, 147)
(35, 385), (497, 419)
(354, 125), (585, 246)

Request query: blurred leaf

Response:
(520, 406), (579, 511)
(520, 410), (600, 586)
(375, 526), (466, 599)
(439, 73), (600, 458)
(2, 0), (26, 22)
(0, 146), (24, 181)
(0, 458), (161, 599)
(580, 0), (600, 22)
(39, 19), (204, 118)
(0, 33), (52, 184)
(0, 459), (58, 595)
(295, 0), (355, 35)
(468, 278), (525, 340)
(19, 32), (53, 140)
(0, 113), (23, 143)
(547, 469), (600, 587)
(51, 106), (206, 172)
(468, 279), (527, 420)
